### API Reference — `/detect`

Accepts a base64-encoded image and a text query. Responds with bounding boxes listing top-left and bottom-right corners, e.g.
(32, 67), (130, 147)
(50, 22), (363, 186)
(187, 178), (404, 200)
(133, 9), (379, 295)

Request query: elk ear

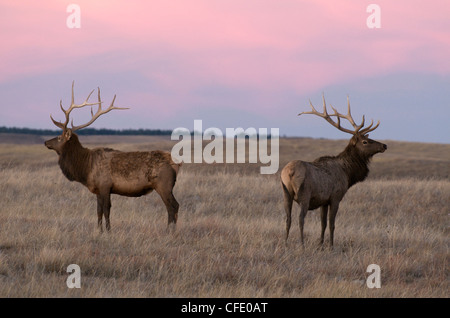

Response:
(351, 136), (358, 146)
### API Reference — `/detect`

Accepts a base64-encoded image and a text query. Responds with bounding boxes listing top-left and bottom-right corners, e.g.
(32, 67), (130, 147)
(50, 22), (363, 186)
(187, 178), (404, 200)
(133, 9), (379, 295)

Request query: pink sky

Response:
(1, 0), (449, 142)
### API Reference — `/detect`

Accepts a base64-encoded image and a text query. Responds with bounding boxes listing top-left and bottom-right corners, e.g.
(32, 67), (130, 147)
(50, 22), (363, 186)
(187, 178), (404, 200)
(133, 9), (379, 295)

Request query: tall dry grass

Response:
(0, 136), (448, 297)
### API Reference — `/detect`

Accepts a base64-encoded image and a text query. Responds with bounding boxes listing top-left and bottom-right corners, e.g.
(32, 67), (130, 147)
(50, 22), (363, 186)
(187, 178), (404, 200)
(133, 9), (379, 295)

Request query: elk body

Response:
(281, 96), (387, 247)
(45, 83), (180, 232)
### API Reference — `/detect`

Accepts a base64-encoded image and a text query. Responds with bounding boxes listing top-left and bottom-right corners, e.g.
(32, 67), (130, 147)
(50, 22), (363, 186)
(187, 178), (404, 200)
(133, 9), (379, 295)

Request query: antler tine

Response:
(359, 119), (380, 135)
(348, 95), (365, 131)
(50, 114), (66, 130)
(50, 82), (129, 132)
(298, 95), (381, 136)
(329, 104), (342, 129)
(299, 95), (355, 135)
(298, 94), (329, 116)
(298, 100), (315, 116)
(71, 80), (75, 108)
(71, 87), (129, 132)
(322, 94), (328, 116)
(50, 82), (98, 131)
(49, 99), (70, 129)
(345, 95), (381, 135)
(328, 96), (365, 133)
(346, 95), (352, 120)
(341, 96), (364, 131)
(60, 99), (66, 113)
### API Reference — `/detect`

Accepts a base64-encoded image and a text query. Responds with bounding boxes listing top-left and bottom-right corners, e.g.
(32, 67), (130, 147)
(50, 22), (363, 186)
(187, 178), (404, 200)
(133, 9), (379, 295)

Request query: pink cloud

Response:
(1, 0), (449, 98)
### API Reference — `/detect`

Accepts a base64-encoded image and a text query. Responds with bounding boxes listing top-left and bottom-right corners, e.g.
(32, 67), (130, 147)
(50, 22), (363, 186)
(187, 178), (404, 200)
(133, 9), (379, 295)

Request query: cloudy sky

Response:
(1, 0), (449, 143)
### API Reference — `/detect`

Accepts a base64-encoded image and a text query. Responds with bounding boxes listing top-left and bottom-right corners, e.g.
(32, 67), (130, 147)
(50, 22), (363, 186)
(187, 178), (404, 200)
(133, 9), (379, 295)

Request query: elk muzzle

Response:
(44, 137), (62, 154)
(44, 138), (55, 150)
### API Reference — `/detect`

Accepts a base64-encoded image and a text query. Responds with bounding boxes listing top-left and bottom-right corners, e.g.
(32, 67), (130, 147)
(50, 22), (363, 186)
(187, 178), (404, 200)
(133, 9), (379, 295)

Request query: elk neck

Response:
(58, 133), (92, 185)
(338, 143), (371, 188)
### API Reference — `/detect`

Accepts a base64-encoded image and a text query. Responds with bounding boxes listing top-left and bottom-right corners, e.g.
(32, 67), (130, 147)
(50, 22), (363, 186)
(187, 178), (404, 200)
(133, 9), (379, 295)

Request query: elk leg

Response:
(299, 202), (309, 246)
(328, 203), (339, 247)
(282, 183), (293, 243)
(104, 194), (111, 232)
(96, 194), (104, 233)
(97, 193), (112, 232)
(320, 205), (329, 245)
(157, 189), (179, 232)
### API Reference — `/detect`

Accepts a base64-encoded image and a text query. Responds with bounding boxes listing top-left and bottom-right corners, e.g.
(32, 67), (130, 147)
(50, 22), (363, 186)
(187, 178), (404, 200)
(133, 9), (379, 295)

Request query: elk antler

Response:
(298, 94), (380, 135)
(50, 81), (129, 132)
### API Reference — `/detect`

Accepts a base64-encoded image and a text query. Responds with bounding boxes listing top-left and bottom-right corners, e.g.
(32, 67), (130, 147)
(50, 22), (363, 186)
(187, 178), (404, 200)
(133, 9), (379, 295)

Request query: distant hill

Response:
(0, 133), (44, 145)
(0, 126), (172, 136)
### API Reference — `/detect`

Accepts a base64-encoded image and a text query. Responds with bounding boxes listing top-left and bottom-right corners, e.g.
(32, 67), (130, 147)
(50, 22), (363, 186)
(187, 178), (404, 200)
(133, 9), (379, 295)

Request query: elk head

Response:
(299, 95), (387, 157)
(45, 81), (128, 154)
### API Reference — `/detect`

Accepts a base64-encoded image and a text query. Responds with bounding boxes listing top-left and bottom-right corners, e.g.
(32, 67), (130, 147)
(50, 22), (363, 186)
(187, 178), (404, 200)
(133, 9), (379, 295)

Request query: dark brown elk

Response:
(281, 95), (387, 247)
(45, 82), (180, 233)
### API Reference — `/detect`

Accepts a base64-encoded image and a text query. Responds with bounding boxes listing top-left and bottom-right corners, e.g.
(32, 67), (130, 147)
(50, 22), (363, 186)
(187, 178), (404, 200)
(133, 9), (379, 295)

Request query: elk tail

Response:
(281, 164), (296, 201)
(282, 181), (292, 200)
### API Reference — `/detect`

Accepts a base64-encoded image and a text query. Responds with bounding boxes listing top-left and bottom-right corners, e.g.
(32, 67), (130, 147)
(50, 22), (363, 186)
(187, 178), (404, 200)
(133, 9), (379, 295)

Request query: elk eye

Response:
(362, 140), (368, 145)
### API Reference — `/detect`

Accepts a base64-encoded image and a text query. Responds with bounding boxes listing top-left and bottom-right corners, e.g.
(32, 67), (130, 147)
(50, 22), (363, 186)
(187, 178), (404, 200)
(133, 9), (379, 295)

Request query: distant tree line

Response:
(0, 126), (172, 136)
(0, 126), (277, 138)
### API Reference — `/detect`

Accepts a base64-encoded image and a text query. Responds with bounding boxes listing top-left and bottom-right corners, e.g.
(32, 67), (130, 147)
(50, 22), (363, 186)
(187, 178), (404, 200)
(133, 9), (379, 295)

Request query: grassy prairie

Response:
(0, 135), (448, 297)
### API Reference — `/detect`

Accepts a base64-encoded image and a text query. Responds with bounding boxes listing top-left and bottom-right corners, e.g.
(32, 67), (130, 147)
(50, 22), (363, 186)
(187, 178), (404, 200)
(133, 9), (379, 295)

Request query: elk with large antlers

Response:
(45, 82), (181, 232)
(281, 95), (387, 247)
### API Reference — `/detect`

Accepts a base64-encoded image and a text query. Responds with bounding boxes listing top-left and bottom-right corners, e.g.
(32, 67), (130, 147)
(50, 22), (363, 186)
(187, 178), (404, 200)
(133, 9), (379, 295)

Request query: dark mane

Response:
(313, 155), (337, 163)
(58, 134), (91, 184)
(338, 143), (371, 188)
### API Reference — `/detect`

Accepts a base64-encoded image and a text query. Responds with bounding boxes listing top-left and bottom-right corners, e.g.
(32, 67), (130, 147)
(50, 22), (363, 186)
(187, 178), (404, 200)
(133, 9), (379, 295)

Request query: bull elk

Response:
(45, 82), (180, 233)
(281, 95), (387, 247)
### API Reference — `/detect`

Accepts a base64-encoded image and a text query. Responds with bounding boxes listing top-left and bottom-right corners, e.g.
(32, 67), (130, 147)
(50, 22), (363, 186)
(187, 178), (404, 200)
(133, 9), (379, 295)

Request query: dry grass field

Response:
(0, 134), (448, 297)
